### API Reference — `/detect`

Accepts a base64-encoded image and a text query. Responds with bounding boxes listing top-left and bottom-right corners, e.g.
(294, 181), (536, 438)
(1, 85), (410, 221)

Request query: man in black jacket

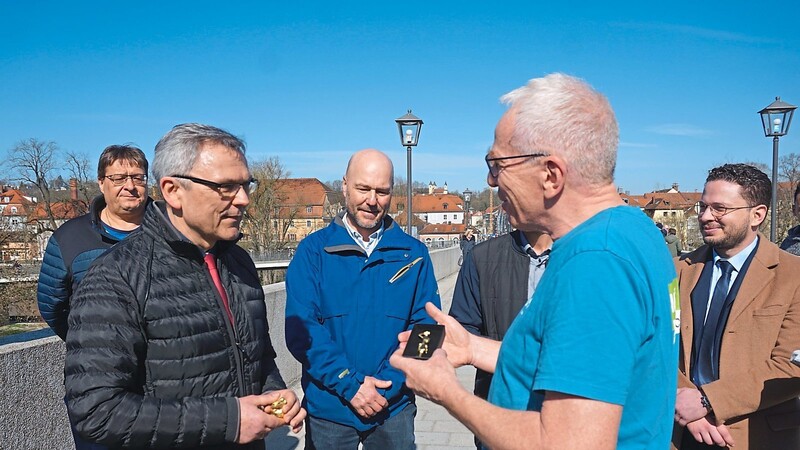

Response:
(65, 123), (305, 449)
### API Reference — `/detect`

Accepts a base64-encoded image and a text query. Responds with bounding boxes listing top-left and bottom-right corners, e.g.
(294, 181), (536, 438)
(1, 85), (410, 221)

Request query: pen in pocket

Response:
(389, 257), (423, 283)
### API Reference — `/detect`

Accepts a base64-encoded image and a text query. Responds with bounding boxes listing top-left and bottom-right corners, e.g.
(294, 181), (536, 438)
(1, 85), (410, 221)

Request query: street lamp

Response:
(395, 110), (423, 235)
(463, 188), (472, 228)
(758, 97), (797, 242)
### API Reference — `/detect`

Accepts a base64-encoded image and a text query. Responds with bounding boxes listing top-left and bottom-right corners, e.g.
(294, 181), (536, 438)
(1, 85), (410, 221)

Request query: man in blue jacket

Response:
(286, 148), (440, 449)
(36, 144), (150, 450)
(37, 144), (150, 341)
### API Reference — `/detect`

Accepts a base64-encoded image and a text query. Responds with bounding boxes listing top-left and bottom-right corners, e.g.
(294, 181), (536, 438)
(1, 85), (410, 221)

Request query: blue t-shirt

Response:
(488, 206), (679, 449)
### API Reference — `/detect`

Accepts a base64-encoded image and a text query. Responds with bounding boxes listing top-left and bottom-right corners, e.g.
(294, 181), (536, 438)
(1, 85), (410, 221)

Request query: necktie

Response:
(204, 253), (234, 327)
(695, 260), (734, 385)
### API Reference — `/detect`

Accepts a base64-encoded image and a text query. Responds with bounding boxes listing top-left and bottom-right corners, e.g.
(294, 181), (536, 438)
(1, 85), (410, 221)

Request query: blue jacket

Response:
(285, 214), (440, 430)
(37, 195), (148, 340)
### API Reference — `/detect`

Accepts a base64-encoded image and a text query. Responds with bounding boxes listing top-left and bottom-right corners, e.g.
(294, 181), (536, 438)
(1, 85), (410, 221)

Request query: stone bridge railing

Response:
(0, 245), (460, 449)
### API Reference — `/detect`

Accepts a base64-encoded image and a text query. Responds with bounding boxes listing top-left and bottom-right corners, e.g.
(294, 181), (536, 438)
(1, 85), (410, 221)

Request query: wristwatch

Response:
(700, 392), (713, 413)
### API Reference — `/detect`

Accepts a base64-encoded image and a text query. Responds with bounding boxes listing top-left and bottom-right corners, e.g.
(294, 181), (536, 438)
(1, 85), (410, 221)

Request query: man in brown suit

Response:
(673, 163), (800, 449)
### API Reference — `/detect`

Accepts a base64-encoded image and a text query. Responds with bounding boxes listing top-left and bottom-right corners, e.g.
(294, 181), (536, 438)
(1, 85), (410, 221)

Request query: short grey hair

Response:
(501, 73), (619, 186)
(152, 123), (247, 190)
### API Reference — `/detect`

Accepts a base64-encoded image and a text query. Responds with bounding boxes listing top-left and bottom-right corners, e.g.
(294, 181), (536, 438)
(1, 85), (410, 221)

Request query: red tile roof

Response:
(419, 223), (466, 235)
(390, 193), (464, 214)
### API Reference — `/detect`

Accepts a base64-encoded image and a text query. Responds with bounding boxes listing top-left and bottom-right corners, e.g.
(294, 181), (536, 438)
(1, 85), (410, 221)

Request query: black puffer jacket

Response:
(65, 201), (285, 449)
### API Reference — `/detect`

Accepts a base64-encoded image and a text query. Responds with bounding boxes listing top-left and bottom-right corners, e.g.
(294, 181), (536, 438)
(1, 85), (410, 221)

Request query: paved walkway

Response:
(266, 271), (477, 449)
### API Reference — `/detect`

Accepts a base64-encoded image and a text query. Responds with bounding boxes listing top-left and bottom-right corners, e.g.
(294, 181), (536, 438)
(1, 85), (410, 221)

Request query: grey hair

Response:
(500, 73), (619, 186)
(152, 123), (247, 189)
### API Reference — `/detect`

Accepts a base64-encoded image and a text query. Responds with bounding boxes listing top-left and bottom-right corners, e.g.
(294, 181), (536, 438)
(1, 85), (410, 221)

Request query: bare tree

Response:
(240, 157), (296, 254)
(66, 150), (99, 204)
(6, 139), (59, 232)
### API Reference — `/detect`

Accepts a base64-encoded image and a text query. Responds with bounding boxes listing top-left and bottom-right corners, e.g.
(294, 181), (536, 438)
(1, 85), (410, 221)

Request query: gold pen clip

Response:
(389, 257), (423, 283)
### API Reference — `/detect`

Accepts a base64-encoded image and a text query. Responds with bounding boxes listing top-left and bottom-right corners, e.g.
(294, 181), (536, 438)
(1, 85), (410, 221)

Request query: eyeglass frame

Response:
(102, 173), (148, 186)
(171, 174), (258, 198)
(485, 152), (549, 177)
(696, 201), (757, 220)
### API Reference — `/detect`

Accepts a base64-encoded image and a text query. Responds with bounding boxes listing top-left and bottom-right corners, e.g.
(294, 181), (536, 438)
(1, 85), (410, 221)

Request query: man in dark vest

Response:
(449, 228), (551, 448)
(673, 163), (800, 449)
(450, 229), (551, 396)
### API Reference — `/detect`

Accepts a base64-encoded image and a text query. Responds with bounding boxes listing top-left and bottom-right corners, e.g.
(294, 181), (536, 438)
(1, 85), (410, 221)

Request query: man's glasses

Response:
(172, 175), (258, 198)
(485, 152), (549, 177)
(697, 201), (756, 220)
(103, 174), (148, 186)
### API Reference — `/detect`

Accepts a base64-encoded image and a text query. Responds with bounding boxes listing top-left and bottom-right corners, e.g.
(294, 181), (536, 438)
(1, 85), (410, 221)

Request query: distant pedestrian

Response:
(780, 183), (800, 256)
(657, 221), (668, 237)
(665, 227), (682, 257)
(460, 228), (476, 258)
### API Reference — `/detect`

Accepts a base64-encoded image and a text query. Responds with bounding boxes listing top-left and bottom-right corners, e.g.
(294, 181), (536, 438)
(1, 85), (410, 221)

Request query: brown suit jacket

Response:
(672, 235), (800, 450)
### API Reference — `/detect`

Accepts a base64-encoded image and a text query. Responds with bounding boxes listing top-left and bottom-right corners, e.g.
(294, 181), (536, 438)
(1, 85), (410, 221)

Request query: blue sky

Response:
(2, 1), (798, 195)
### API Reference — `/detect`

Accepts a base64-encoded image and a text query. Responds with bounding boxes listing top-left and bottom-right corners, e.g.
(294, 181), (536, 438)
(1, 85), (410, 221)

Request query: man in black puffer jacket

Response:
(65, 123), (305, 449)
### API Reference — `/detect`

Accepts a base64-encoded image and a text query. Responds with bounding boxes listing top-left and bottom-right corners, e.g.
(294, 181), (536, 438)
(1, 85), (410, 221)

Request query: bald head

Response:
(342, 148), (395, 240)
(345, 148), (394, 188)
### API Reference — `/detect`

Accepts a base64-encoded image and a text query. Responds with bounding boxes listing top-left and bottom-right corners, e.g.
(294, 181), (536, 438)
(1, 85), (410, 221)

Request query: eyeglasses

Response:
(103, 174), (148, 186)
(172, 175), (258, 198)
(697, 201), (756, 220)
(485, 152), (549, 177)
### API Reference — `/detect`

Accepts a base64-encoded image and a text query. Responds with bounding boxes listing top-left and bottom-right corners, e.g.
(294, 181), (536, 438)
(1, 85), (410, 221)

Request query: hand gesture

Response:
(390, 347), (462, 406)
(261, 389), (306, 434)
(397, 302), (474, 367)
(349, 376), (392, 418)
(674, 387), (709, 426)
(236, 395), (287, 443)
(685, 416), (735, 448)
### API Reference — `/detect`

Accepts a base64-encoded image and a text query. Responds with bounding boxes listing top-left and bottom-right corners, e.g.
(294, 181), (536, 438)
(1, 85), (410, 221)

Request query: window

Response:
(288, 233), (297, 241)
(306, 206), (313, 213)
(443, 214), (448, 220)
(272, 220), (278, 230)
(10, 207), (17, 214)
(306, 220), (312, 228)
(671, 212), (676, 217)
(443, 203), (448, 210)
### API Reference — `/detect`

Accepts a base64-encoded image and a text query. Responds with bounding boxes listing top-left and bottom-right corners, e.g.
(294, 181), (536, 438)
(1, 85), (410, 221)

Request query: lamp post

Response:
(463, 188), (472, 229)
(758, 97), (797, 242)
(395, 110), (423, 235)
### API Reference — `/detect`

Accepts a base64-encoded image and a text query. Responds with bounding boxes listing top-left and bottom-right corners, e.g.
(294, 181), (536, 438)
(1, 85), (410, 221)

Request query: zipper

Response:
(205, 258), (248, 395)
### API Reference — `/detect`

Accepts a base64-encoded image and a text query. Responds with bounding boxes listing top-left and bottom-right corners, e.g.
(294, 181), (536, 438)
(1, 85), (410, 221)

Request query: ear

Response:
(341, 176), (347, 196)
(160, 177), (184, 211)
(541, 156), (566, 200)
(97, 179), (105, 194)
(751, 204), (768, 228)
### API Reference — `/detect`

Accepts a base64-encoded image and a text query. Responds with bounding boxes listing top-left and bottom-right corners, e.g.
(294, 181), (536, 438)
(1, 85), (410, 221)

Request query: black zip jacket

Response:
(64, 201), (285, 449)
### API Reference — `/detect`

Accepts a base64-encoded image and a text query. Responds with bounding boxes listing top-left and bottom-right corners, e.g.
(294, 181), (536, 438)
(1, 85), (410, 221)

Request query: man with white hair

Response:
(391, 74), (679, 449)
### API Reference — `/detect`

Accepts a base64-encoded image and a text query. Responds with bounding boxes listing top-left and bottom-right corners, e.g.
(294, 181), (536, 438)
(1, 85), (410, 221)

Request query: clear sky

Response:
(2, 1), (799, 195)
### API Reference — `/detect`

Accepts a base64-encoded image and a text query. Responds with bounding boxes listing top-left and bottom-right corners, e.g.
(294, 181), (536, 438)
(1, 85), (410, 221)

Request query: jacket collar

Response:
(324, 212), (410, 255)
(90, 194), (154, 240)
(143, 201), (238, 259)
